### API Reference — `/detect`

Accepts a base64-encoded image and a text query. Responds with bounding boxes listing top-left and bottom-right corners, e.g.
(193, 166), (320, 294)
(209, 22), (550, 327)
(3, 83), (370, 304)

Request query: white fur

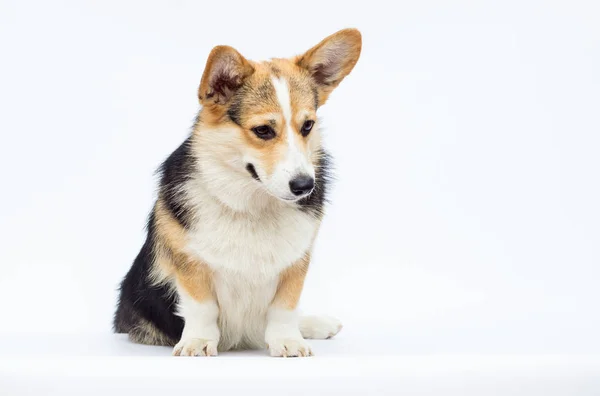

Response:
(272, 76), (293, 123)
(213, 271), (279, 350)
(173, 129), (319, 353)
(184, 162), (318, 277)
(173, 287), (220, 356)
(266, 76), (315, 201)
(170, 74), (330, 357)
(299, 315), (343, 339)
(265, 307), (311, 357)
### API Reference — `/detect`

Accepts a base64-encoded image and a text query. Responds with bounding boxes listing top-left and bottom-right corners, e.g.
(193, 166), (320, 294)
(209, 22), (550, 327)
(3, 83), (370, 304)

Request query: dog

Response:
(114, 28), (362, 357)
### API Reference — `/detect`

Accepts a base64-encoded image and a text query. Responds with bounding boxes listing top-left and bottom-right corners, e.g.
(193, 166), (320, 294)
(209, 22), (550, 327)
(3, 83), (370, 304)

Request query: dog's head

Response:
(196, 29), (361, 203)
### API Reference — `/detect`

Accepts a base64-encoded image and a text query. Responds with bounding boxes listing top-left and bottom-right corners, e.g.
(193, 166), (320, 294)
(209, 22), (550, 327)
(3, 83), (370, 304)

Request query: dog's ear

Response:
(199, 45), (255, 105)
(295, 28), (362, 106)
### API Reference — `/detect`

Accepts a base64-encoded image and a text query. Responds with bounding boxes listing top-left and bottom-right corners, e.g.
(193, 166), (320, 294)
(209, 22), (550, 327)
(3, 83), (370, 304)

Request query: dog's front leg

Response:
(172, 264), (220, 356)
(265, 255), (312, 357)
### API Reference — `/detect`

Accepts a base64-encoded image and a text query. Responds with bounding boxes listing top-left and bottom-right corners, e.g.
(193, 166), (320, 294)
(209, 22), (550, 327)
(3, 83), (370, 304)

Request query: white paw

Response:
(299, 315), (343, 339)
(267, 337), (313, 357)
(173, 338), (218, 357)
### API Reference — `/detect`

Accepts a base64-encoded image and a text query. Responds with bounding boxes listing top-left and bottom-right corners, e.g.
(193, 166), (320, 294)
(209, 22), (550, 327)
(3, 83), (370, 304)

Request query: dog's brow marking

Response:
(271, 75), (300, 157)
(271, 76), (292, 125)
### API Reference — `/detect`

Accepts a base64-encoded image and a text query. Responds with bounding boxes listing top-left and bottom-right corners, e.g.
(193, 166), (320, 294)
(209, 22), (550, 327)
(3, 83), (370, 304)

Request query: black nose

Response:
(289, 175), (315, 196)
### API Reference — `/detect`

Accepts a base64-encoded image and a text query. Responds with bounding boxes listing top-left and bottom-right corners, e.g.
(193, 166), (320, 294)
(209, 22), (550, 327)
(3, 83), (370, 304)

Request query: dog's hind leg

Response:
(299, 315), (343, 339)
(128, 317), (176, 346)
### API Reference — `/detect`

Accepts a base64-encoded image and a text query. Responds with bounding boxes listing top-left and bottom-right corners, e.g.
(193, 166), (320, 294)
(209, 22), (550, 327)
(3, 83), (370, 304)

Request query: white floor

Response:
(1, 333), (598, 395)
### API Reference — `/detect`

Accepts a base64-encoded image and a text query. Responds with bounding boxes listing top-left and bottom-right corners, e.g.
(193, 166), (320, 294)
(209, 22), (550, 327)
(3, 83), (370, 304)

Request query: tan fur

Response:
(151, 28), (362, 310)
(152, 198), (214, 303)
(154, 199), (188, 254)
(199, 45), (255, 105)
(120, 29), (361, 352)
(295, 28), (362, 105)
(147, 199), (185, 285)
(193, 29), (361, 182)
(176, 262), (214, 302)
(271, 58), (317, 132)
(272, 254), (310, 310)
(197, 55), (322, 179)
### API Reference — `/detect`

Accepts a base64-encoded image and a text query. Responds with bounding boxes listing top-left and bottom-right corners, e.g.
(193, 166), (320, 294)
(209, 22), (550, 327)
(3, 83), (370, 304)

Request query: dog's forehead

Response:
(235, 59), (316, 116)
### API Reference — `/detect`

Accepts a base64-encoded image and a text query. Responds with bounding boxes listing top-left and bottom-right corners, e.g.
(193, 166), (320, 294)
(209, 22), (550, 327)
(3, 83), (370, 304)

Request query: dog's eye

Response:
(301, 120), (315, 137)
(252, 125), (276, 140)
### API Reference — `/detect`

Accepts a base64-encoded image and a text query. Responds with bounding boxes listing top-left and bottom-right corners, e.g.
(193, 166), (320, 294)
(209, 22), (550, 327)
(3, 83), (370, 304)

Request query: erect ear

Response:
(198, 45), (255, 105)
(295, 28), (362, 106)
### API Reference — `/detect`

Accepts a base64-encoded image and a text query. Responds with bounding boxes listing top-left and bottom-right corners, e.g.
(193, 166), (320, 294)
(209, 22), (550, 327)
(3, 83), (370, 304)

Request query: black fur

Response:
(246, 163), (260, 181)
(227, 103), (242, 125)
(113, 137), (198, 343)
(114, 134), (332, 344)
(113, 211), (184, 344)
(157, 137), (196, 229)
(297, 149), (332, 217)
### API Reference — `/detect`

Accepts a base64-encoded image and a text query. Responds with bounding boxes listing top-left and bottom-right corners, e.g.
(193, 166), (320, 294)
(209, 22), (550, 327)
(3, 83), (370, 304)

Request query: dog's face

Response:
(197, 29), (361, 202)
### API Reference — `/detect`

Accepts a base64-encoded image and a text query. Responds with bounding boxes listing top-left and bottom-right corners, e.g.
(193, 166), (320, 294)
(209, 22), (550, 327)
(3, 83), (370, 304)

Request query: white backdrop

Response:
(0, 0), (598, 355)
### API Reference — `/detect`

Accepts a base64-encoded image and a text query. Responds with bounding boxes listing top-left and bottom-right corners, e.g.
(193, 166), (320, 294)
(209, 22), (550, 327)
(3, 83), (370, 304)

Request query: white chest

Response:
(185, 198), (318, 279)
(182, 196), (318, 350)
(212, 270), (278, 350)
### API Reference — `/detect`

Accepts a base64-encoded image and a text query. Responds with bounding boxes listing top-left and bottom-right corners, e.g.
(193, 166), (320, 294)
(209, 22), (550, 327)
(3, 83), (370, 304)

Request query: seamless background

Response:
(0, 0), (598, 354)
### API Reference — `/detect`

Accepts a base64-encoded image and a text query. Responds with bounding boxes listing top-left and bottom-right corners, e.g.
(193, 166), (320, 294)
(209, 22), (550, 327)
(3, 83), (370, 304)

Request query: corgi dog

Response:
(114, 28), (362, 357)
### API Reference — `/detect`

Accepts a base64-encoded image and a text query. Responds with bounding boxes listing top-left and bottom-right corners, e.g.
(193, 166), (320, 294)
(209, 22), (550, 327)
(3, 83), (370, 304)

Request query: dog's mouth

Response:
(246, 162), (313, 202)
(276, 190), (313, 202)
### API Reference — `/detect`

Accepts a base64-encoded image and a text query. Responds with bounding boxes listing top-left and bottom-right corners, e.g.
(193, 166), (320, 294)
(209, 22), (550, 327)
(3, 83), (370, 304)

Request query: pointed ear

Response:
(198, 45), (255, 105)
(295, 28), (362, 105)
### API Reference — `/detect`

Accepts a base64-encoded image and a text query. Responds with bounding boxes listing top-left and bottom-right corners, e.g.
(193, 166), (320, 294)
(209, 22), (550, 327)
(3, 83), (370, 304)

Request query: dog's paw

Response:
(267, 337), (313, 357)
(173, 338), (218, 357)
(299, 315), (343, 339)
